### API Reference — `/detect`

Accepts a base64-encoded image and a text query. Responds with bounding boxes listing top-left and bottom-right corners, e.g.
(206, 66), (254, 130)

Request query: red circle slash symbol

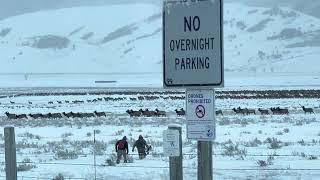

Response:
(195, 105), (205, 118)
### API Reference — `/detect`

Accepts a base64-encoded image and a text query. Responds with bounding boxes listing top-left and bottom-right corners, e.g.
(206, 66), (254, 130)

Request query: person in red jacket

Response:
(115, 136), (129, 164)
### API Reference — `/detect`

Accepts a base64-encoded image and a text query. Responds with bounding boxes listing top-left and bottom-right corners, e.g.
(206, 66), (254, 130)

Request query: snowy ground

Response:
(0, 72), (320, 89)
(0, 89), (320, 179)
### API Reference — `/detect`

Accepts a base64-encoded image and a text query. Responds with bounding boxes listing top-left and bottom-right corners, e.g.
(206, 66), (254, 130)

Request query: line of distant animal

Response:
(4, 111), (106, 119)
(0, 98), (126, 106)
(126, 108), (224, 117)
(232, 106), (315, 115)
(47, 97), (126, 104)
(127, 105), (315, 117)
(3, 89), (320, 99)
(4, 105), (315, 120)
(1, 96), (185, 106)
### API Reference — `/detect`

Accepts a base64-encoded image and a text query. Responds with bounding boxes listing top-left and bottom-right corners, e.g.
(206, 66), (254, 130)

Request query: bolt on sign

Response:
(186, 89), (216, 141)
(163, 0), (224, 88)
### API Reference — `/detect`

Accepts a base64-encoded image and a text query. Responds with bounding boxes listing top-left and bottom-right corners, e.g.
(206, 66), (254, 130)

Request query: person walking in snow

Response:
(132, 135), (150, 159)
(115, 136), (129, 164)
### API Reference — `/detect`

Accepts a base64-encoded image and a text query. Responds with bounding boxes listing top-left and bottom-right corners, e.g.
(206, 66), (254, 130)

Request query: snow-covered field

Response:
(0, 89), (320, 179)
(1, 72), (320, 89)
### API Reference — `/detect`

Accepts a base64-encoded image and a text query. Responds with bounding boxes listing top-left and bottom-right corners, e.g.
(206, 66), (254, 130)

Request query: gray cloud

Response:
(0, 0), (160, 20)
(1, 0), (319, 21)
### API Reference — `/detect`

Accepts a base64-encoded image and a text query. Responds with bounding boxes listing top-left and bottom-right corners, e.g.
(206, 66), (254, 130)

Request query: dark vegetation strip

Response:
(1, 89), (319, 99)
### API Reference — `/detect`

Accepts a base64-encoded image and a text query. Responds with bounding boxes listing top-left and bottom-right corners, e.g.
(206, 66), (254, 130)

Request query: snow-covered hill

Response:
(226, 0), (320, 19)
(0, 3), (319, 81)
(0, 4), (162, 73)
(224, 4), (320, 73)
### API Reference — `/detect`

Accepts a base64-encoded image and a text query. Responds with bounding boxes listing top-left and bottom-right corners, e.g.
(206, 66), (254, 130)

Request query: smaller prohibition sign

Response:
(195, 105), (205, 118)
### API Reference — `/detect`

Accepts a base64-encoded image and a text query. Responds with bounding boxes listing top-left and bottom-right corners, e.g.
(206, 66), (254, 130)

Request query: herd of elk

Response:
(2, 98), (124, 106)
(126, 109), (167, 117)
(126, 108), (224, 117)
(5, 111), (106, 119)
(126, 106), (315, 117)
(233, 107), (289, 115)
(4, 105), (316, 120)
(233, 106), (315, 115)
(44, 97), (127, 105)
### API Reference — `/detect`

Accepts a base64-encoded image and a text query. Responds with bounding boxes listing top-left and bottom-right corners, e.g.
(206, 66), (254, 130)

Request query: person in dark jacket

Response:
(115, 136), (129, 164)
(132, 135), (149, 159)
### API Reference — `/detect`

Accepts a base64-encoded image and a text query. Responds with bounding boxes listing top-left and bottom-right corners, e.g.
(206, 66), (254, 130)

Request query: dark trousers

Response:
(137, 148), (146, 159)
(116, 150), (127, 163)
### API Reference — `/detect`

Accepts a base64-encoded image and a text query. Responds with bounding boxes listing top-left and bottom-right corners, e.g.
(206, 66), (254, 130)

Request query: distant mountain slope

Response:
(225, 0), (320, 19)
(0, 4), (162, 73)
(0, 3), (319, 75)
(223, 3), (320, 73)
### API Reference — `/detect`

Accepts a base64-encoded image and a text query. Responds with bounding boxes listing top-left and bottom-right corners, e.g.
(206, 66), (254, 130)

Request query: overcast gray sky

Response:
(0, 0), (318, 20)
(0, 0), (160, 20)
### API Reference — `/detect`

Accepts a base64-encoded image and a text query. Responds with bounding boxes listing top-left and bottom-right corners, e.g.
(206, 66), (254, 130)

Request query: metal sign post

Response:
(198, 141), (213, 180)
(165, 124), (183, 180)
(187, 89), (215, 180)
(163, 0), (223, 179)
(93, 130), (97, 180)
(4, 126), (17, 180)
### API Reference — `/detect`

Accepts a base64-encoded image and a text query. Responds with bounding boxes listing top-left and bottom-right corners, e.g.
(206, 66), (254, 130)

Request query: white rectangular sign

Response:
(163, 129), (180, 156)
(163, 0), (224, 88)
(186, 89), (216, 141)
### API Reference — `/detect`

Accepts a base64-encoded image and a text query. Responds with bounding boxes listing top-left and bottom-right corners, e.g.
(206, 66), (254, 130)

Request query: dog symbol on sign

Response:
(195, 105), (205, 118)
